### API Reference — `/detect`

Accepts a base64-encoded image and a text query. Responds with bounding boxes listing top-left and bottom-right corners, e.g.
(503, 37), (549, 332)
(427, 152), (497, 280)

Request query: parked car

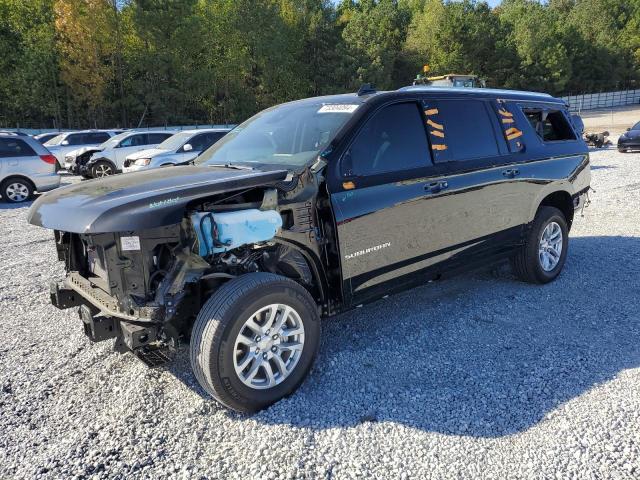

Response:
(0, 133), (60, 203)
(0, 130), (30, 137)
(34, 132), (62, 144)
(617, 121), (640, 152)
(28, 86), (590, 413)
(44, 130), (123, 168)
(123, 128), (231, 173)
(80, 130), (175, 178)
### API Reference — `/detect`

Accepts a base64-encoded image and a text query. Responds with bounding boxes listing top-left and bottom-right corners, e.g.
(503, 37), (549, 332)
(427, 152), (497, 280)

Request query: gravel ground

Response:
(1, 149), (640, 480)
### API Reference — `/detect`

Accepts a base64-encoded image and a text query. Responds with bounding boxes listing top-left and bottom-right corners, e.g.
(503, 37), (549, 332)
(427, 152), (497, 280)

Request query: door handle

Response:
(424, 180), (448, 193)
(502, 168), (520, 178)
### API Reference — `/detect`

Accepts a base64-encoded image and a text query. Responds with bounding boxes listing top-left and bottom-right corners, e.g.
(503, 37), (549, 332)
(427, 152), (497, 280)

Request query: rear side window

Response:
(0, 138), (37, 157)
(423, 99), (500, 163)
(523, 108), (576, 142)
(86, 132), (111, 144)
(66, 133), (86, 146)
(345, 102), (431, 176)
(148, 133), (173, 144)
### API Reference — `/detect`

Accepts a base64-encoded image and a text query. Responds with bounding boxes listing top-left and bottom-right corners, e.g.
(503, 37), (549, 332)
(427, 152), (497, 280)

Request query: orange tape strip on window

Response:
(505, 128), (523, 140)
(427, 119), (444, 130)
(431, 144), (448, 151)
(430, 130), (445, 138)
(498, 108), (513, 117)
(424, 108), (439, 116)
(501, 118), (515, 124)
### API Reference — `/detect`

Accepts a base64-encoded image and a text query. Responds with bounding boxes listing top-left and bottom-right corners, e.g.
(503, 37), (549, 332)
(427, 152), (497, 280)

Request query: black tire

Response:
(190, 272), (321, 413)
(91, 160), (115, 178)
(1, 177), (34, 203)
(511, 206), (569, 284)
(618, 148), (627, 153)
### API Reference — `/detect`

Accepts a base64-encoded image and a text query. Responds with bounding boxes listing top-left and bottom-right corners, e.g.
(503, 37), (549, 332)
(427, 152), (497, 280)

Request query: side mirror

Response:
(61, 140), (69, 146)
(627, 128), (631, 131)
(183, 143), (193, 152)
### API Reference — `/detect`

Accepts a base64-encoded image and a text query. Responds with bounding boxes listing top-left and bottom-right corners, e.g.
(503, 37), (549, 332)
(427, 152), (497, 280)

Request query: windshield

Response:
(44, 134), (66, 146)
(196, 100), (359, 168)
(157, 131), (192, 151)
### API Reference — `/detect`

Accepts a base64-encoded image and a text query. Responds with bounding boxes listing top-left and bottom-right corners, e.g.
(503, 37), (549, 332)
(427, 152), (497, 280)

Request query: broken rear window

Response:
(523, 108), (576, 142)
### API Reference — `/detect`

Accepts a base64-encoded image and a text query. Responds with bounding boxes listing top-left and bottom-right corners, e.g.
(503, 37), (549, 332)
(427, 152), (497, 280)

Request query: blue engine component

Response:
(191, 209), (283, 257)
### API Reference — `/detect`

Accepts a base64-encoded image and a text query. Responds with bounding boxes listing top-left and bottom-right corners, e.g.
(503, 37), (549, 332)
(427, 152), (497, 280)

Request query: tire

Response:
(618, 148), (627, 153)
(511, 206), (569, 284)
(1, 178), (34, 203)
(91, 160), (115, 178)
(190, 272), (321, 413)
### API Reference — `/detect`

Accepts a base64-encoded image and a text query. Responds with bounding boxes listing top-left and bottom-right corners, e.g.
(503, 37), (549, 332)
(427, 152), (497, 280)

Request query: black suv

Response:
(29, 86), (590, 413)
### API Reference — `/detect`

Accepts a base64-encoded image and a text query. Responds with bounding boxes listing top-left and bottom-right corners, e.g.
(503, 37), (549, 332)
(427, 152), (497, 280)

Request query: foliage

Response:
(0, 0), (639, 129)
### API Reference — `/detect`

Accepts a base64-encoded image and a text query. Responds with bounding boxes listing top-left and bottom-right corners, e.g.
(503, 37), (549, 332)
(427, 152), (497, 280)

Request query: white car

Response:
(81, 130), (174, 178)
(123, 128), (230, 173)
(44, 130), (123, 168)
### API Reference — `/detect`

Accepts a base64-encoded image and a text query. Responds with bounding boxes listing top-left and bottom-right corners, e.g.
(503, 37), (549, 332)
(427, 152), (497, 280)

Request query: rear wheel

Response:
(190, 272), (321, 413)
(1, 178), (34, 203)
(511, 206), (568, 284)
(91, 161), (114, 178)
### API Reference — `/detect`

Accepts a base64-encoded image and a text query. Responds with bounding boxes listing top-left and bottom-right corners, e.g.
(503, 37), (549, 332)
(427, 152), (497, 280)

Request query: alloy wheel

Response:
(5, 182), (30, 202)
(233, 303), (305, 390)
(538, 221), (563, 271)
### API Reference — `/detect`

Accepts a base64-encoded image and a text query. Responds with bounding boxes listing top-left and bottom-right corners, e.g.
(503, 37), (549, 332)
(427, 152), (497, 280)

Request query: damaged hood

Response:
(28, 165), (287, 234)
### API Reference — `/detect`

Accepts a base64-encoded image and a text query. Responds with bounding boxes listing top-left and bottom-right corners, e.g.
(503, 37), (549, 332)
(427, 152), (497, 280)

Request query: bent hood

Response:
(126, 148), (171, 160)
(28, 165), (287, 234)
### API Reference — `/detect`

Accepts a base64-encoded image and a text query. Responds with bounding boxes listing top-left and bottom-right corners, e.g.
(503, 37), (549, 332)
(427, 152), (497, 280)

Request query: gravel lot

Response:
(1, 148), (640, 480)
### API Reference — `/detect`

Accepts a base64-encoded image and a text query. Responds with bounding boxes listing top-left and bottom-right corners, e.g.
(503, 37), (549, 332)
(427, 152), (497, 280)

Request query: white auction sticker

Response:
(318, 104), (359, 114)
(121, 236), (141, 251)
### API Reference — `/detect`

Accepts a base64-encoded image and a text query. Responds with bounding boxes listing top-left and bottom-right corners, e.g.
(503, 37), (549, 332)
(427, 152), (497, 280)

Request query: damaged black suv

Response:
(29, 86), (590, 412)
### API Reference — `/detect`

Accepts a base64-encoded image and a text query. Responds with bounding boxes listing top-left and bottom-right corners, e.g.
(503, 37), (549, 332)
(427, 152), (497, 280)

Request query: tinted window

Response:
(119, 134), (147, 147)
(66, 133), (86, 146)
(190, 132), (222, 151)
(148, 133), (172, 144)
(523, 109), (576, 142)
(426, 100), (500, 163)
(0, 138), (37, 158)
(86, 132), (111, 144)
(345, 102), (431, 176)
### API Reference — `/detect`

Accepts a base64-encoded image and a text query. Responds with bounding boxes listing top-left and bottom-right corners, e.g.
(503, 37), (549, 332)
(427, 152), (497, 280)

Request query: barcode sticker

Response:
(121, 236), (141, 251)
(318, 104), (359, 114)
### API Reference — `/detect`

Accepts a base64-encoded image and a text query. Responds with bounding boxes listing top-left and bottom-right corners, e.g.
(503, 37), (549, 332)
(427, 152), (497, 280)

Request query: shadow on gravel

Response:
(252, 235), (640, 437)
(590, 165), (617, 170)
(163, 236), (640, 437)
(0, 199), (33, 210)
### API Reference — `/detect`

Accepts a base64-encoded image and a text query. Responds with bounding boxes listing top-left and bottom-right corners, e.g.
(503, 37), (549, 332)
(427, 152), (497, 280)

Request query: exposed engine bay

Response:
(47, 168), (340, 364)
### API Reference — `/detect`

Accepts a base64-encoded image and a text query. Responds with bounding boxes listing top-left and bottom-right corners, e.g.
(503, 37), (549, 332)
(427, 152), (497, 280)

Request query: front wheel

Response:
(190, 273), (321, 413)
(511, 206), (569, 284)
(91, 160), (115, 178)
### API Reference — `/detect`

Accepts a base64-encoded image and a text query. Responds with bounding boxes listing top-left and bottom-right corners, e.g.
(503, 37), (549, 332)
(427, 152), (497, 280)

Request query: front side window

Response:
(523, 108), (576, 142)
(424, 99), (500, 163)
(344, 102), (431, 177)
(196, 100), (359, 169)
(0, 138), (36, 158)
(119, 134), (146, 148)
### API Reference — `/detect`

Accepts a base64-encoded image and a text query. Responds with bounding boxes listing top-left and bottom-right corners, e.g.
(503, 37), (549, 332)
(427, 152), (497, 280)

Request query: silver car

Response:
(0, 133), (61, 203)
(44, 130), (124, 167)
(122, 128), (230, 173)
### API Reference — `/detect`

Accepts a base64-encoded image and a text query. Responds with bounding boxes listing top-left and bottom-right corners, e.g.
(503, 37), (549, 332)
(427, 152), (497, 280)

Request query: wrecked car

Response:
(28, 86), (591, 412)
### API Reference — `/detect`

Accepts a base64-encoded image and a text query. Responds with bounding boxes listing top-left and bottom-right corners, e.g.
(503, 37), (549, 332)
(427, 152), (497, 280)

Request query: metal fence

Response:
(561, 89), (640, 113)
